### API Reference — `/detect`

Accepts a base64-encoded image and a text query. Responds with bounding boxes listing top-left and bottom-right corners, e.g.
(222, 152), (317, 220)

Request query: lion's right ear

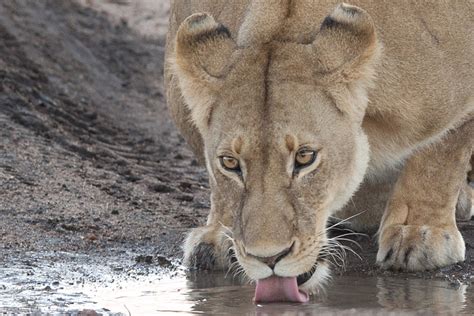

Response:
(173, 13), (236, 133)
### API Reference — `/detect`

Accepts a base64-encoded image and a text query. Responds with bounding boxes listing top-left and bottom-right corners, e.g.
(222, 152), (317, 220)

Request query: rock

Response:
(156, 255), (172, 267)
(149, 183), (174, 193)
(135, 255), (153, 264)
(78, 310), (100, 316)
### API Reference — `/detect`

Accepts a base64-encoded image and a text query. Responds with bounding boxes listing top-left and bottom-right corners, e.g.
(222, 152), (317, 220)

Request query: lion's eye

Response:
(295, 149), (316, 169)
(220, 156), (241, 172)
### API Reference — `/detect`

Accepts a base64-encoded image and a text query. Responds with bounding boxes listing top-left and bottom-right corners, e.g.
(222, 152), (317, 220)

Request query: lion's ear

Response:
(311, 3), (382, 118)
(312, 3), (381, 83)
(173, 13), (236, 133)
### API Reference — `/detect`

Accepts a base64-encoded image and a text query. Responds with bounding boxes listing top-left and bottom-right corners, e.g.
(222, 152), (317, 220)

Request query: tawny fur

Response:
(165, 0), (474, 290)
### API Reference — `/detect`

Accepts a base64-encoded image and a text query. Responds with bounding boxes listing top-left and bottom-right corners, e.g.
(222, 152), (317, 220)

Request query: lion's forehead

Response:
(214, 45), (337, 119)
(213, 81), (337, 140)
(222, 44), (317, 91)
(209, 44), (345, 157)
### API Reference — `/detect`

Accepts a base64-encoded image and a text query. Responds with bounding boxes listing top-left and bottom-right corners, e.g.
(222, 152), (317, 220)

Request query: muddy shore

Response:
(0, 1), (472, 314)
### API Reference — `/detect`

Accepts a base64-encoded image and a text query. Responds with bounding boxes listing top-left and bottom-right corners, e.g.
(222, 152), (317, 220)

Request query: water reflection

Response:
(177, 272), (472, 315)
(376, 277), (468, 313)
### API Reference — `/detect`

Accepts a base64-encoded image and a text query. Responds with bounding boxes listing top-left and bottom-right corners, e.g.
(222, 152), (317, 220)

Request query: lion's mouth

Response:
(253, 262), (320, 303)
(296, 263), (318, 286)
(254, 276), (309, 303)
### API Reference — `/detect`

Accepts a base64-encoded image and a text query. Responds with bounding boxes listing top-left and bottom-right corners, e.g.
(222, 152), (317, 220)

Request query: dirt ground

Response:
(0, 1), (472, 313)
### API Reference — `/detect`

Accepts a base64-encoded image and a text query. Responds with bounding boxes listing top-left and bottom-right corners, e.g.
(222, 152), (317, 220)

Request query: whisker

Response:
(329, 231), (368, 239)
(325, 210), (367, 231)
(320, 250), (345, 268)
(334, 243), (363, 261)
(329, 237), (363, 250)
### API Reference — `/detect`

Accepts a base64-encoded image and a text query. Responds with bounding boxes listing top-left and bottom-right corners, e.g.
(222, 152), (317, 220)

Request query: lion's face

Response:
(173, 4), (381, 296)
(204, 79), (370, 291)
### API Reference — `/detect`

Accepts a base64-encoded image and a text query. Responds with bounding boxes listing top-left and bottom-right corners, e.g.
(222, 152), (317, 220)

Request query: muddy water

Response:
(142, 273), (474, 315)
(1, 252), (472, 315)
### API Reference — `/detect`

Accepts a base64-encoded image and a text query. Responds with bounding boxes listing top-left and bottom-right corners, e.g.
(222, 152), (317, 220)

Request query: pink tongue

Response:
(254, 276), (309, 303)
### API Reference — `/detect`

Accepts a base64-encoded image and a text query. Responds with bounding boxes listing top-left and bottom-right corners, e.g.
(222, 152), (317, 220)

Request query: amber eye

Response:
(295, 149), (317, 169)
(220, 156), (241, 173)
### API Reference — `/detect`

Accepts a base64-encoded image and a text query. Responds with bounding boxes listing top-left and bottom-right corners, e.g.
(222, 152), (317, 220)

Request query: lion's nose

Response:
(251, 245), (293, 269)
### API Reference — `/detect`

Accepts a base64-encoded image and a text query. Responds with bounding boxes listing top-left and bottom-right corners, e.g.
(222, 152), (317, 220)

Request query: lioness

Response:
(165, 0), (473, 302)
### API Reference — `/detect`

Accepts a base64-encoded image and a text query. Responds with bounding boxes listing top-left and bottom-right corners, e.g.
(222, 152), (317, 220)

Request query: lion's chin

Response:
(298, 260), (331, 295)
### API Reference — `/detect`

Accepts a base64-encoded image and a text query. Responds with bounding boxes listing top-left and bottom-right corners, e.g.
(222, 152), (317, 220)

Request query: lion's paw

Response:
(376, 224), (465, 271)
(183, 225), (231, 270)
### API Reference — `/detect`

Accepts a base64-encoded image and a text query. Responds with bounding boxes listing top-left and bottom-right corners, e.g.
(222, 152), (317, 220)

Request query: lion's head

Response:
(172, 3), (381, 301)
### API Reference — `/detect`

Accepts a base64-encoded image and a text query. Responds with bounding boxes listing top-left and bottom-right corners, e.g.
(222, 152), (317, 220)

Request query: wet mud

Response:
(0, 1), (473, 314)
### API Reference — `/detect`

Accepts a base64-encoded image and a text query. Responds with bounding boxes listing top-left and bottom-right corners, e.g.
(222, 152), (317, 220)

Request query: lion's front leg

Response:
(183, 192), (234, 271)
(377, 119), (473, 271)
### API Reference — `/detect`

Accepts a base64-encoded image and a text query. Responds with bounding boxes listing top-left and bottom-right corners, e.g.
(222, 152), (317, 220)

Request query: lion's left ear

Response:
(311, 3), (382, 118)
(173, 13), (237, 133)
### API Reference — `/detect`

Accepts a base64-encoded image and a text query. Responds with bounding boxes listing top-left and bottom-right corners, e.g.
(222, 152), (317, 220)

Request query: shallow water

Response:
(132, 273), (474, 315)
(1, 252), (473, 315)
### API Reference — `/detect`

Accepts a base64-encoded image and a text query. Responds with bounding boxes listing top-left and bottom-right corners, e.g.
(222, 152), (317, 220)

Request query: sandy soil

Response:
(0, 1), (472, 313)
(76, 0), (170, 39)
(0, 0), (207, 260)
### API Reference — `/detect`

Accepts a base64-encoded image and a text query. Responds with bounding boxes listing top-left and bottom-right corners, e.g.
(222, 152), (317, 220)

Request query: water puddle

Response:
(141, 273), (474, 315)
(0, 252), (472, 315)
